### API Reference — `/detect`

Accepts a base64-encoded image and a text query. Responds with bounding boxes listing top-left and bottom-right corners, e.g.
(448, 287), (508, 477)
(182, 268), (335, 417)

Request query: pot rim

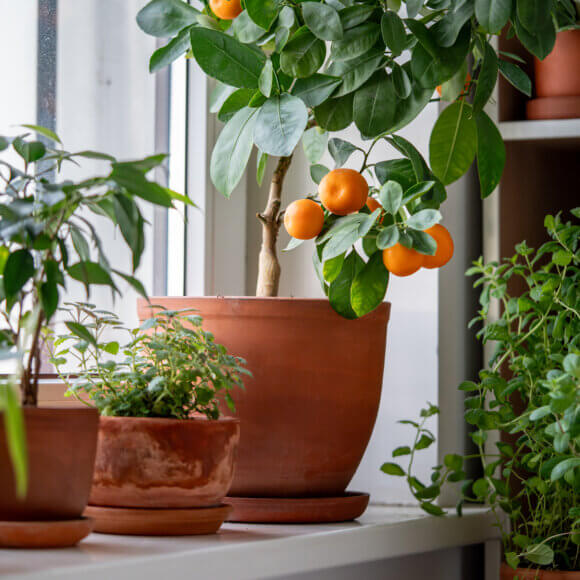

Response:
(145, 296), (392, 306)
(98, 415), (240, 425)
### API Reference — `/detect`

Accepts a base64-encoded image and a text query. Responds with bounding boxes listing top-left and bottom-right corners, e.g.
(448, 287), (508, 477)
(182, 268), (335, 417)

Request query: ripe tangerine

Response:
(209, 0), (242, 20)
(382, 243), (424, 277)
(318, 168), (368, 216)
(422, 224), (454, 269)
(284, 199), (325, 240)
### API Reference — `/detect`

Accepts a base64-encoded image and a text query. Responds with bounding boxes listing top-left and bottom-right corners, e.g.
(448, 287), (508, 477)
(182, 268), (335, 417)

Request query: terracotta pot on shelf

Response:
(0, 407), (99, 548)
(500, 563), (580, 579)
(138, 297), (390, 522)
(85, 416), (239, 535)
(527, 29), (580, 120)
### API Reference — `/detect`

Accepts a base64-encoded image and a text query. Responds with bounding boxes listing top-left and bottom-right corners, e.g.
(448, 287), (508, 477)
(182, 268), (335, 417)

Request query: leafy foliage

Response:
(384, 209), (580, 571)
(48, 304), (249, 420)
(0, 128), (190, 492)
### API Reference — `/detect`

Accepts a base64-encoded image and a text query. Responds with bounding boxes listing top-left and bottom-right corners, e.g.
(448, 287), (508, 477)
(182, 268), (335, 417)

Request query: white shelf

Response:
(499, 118), (580, 142)
(1, 506), (501, 580)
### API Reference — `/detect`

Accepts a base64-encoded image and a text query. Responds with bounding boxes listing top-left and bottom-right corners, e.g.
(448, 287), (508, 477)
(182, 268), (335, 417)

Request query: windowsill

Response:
(1, 506), (500, 580)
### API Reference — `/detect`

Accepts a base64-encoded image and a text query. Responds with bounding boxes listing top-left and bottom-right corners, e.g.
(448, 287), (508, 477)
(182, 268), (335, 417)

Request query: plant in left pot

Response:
(48, 304), (248, 536)
(0, 126), (190, 548)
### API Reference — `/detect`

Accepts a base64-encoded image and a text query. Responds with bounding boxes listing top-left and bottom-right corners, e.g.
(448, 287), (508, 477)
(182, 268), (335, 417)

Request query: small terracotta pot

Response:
(534, 30), (580, 98)
(528, 29), (580, 120)
(138, 297), (390, 498)
(0, 407), (99, 520)
(500, 563), (580, 579)
(90, 416), (240, 508)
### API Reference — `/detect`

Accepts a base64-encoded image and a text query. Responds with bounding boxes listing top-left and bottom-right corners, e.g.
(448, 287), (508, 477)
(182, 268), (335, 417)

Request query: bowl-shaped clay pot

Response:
(0, 407), (98, 521)
(138, 297), (390, 498)
(89, 416), (240, 508)
(500, 563), (580, 580)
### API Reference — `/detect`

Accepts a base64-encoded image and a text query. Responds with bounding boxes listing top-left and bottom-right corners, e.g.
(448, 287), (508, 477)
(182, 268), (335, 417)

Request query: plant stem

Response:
(255, 154), (293, 297)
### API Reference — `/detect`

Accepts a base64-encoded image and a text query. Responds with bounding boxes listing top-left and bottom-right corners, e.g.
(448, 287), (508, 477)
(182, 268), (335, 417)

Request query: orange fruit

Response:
(284, 199), (324, 240)
(382, 244), (424, 277)
(366, 197), (381, 212)
(209, 0), (242, 20)
(319, 168), (368, 216)
(422, 224), (454, 269)
(436, 72), (472, 98)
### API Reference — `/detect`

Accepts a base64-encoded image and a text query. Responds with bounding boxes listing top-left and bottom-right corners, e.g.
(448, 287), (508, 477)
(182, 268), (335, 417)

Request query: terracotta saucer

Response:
(225, 492), (370, 524)
(527, 95), (580, 120)
(84, 504), (232, 536)
(0, 517), (94, 548)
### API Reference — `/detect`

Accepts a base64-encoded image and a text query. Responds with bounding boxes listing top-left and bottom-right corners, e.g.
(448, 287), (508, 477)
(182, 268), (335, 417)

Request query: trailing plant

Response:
(47, 304), (249, 420)
(137, 0), (573, 317)
(382, 209), (580, 571)
(0, 125), (191, 493)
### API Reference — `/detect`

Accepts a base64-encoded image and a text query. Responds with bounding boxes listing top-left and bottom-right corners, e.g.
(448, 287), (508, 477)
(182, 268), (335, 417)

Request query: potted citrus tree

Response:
(135, 0), (562, 522)
(383, 209), (580, 578)
(48, 304), (247, 535)
(527, 0), (580, 120)
(0, 126), (190, 547)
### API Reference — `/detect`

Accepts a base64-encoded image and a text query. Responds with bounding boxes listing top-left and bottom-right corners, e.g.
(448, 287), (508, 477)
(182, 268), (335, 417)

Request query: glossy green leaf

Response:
(377, 225), (399, 250)
(210, 107), (258, 197)
(473, 41), (498, 113)
(326, 48), (384, 98)
(111, 164), (174, 207)
(245, 0), (281, 30)
(149, 26), (192, 72)
(328, 251), (364, 319)
(351, 251), (388, 317)
(67, 262), (116, 288)
(381, 11), (406, 56)
(310, 164), (330, 184)
(258, 60), (274, 98)
(3, 250), (34, 297)
(13, 139), (46, 163)
(20, 124), (62, 144)
(475, 0), (511, 34)
(379, 181), (403, 215)
(302, 127), (328, 164)
(353, 72), (397, 138)
(381, 462), (406, 476)
(429, 101), (477, 185)
(407, 209), (441, 230)
(0, 386), (27, 497)
(136, 0), (199, 37)
(330, 22), (380, 62)
(280, 27), (326, 78)
(498, 60), (532, 97)
(233, 10), (267, 43)
(302, 2), (343, 41)
(292, 74), (342, 108)
(218, 88), (255, 122)
(514, 11), (556, 61)
(314, 93), (354, 131)
(392, 63), (412, 99)
(475, 111), (505, 198)
(328, 138), (358, 167)
(339, 4), (375, 29)
(253, 94), (308, 157)
(189, 27), (265, 88)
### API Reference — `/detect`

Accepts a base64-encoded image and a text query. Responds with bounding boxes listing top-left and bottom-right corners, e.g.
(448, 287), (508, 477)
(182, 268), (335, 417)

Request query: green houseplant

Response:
(383, 209), (580, 577)
(0, 126), (190, 547)
(132, 0), (569, 519)
(48, 304), (247, 535)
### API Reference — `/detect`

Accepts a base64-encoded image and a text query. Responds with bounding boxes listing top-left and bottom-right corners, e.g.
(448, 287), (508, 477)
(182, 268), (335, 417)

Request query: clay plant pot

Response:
(527, 29), (580, 120)
(89, 416), (240, 508)
(500, 563), (580, 579)
(0, 407), (99, 521)
(138, 297), (390, 498)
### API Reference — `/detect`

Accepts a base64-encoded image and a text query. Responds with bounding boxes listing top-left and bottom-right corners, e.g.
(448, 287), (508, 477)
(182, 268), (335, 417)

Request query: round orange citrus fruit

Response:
(209, 0), (242, 20)
(382, 243), (424, 277)
(422, 224), (454, 269)
(319, 168), (368, 216)
(284, 199), (324, 240)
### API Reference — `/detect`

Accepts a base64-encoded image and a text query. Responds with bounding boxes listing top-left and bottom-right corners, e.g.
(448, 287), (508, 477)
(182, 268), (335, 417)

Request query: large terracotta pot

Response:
(500, 563), (580, 579)
(90, 416), (240, 508)
(0, 407), (99, 520)
(138, 297), (390, 497)
(527, 29), (580, 120)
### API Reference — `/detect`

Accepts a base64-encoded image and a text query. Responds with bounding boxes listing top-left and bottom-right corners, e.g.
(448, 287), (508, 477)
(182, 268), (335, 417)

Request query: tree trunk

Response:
(256, 155), (293, 297)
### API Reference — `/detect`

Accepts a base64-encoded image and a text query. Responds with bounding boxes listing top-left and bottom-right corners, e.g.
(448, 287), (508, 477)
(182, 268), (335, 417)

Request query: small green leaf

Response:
(379, 181), (403, 215)
(314, 93), (354, 131)
(551, 458), (580, 482)
(292, 74), (342, 108)
(350, 251), (388, 317)
(377, 225), (399, 250)
(136, 0), (199, 37)
(302, 2), (343, 41)
(381, 462), (406, 476)
(393, 446), (411, 457)
(498, 60), (532, 97)
(328, 138), (358, 167)
(20, 124), (62, 144)
(3, 250), (34, 297)
(475, 0), (512, 34)
(302, 127), (328, 164)
(258, 60), (274, 98)
(13, 138), (46, 163)
(407, 209), (441, 230)
(310, 164), (330, 184)
(280, 27), (326, 78)
(381, 10), (406, 56)
(473, 42), (498, 114)
(330, 22), (380, 62)
(475, 111), (505, 198)
(65, 321), (98, 346)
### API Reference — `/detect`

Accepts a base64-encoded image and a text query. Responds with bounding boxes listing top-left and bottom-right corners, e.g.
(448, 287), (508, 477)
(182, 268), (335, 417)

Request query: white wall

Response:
(57, 0), (158, 328)
(246, 106), (440, 504)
